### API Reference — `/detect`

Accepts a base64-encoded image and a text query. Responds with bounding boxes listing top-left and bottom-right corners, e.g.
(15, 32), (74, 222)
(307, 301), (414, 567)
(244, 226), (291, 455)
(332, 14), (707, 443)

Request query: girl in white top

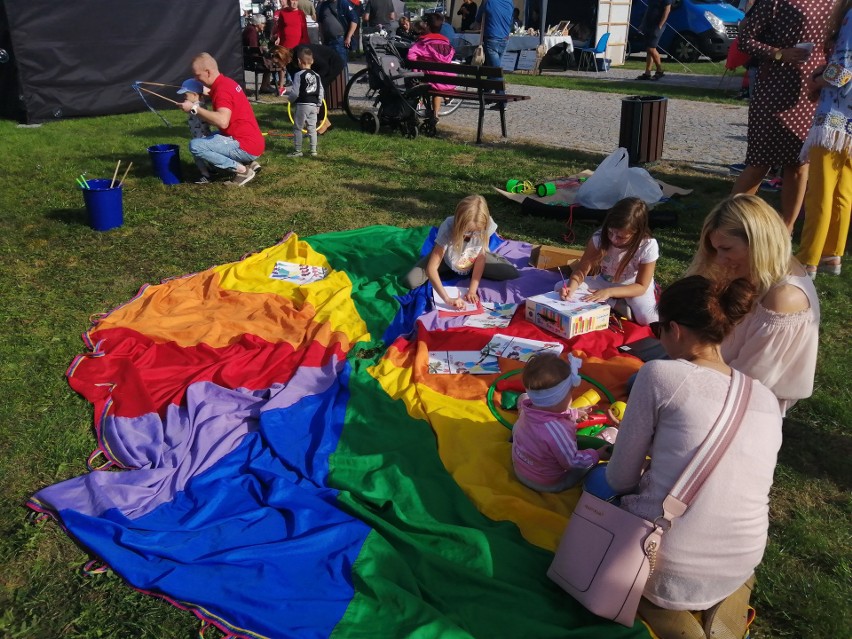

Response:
(558, 197), (659, 325)
(606, 275), (782, 634)
(403, 195), (519, 307)
(688, 194), (820, 415)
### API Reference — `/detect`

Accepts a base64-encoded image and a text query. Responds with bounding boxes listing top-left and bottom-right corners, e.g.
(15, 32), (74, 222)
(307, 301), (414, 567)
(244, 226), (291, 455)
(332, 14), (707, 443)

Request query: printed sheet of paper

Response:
(427, 350), (500, 375)
(433, 286), (482, 316)
(270, 261), (330, 285)
(483, 334), (564, 362)
(463, 302), (518, 329)
(529, 290), (605, 315)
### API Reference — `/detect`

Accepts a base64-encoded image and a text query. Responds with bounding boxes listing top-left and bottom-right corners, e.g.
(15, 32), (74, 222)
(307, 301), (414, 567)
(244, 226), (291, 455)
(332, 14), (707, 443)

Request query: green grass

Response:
(0, 102), (849, 639)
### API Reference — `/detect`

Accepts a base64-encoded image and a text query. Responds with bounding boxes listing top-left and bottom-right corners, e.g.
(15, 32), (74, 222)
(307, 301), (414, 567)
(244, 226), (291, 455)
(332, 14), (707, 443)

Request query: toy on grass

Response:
(287, 99), (329, 133)
(506, 179), (536, 194)
(534, 177), (587, 197)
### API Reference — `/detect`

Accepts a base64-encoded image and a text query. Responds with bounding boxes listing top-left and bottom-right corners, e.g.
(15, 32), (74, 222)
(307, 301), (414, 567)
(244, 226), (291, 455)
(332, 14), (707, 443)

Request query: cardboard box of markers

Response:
(524, 291), (610, 339)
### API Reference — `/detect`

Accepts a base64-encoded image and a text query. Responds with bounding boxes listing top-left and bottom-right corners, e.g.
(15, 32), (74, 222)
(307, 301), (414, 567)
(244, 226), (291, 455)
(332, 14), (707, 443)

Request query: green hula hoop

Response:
(486, 370), (617, 432)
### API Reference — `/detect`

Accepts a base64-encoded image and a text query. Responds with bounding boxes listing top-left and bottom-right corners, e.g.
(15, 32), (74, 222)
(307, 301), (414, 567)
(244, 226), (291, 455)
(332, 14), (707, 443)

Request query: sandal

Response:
(652, 70), (665, 80)
(636, 72), (653, 80)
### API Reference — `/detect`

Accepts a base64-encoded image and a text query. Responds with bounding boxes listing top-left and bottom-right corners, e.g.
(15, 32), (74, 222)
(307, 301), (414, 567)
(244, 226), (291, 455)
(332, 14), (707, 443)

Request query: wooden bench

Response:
(404, 60), (531, 144)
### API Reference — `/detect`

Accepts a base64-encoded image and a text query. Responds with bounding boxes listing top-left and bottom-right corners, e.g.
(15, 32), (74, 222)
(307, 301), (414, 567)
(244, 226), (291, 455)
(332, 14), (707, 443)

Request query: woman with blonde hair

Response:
(797, 0), (852, 277)
(688, 194), (820, 414)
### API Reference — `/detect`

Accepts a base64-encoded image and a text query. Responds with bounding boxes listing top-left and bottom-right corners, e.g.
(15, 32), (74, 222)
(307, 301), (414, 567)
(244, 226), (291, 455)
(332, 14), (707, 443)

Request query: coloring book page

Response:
(433, 287), (483, 316)
(270, 261), (330, 285)
(463, 302), (518, 329)
(482, 334), (563, 362)
(427, 350), (501, 375)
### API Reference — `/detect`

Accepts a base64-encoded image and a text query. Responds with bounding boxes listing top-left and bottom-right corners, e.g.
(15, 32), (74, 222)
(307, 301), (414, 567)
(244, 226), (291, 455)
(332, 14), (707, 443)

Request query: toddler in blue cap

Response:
(177, 78), (213, 184)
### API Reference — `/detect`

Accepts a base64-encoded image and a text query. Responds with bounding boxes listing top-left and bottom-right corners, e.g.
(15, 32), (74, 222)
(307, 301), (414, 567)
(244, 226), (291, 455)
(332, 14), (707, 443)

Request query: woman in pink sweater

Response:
(605, 275), (782, 638)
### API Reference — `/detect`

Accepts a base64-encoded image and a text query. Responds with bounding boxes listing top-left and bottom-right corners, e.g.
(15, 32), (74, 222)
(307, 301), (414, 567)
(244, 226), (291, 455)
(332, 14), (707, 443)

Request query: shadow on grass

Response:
(46, 208), (90, 227)
(781, 418), (852, 490)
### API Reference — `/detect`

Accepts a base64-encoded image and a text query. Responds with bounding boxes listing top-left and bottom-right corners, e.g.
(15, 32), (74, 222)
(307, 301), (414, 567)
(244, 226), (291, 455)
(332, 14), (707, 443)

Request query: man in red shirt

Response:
(180, 52), (265, 186)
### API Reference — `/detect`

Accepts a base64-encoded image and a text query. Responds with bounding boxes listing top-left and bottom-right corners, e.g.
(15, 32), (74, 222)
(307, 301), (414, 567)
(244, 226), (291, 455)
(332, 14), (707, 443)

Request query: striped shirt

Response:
(511, 395), (599, 487)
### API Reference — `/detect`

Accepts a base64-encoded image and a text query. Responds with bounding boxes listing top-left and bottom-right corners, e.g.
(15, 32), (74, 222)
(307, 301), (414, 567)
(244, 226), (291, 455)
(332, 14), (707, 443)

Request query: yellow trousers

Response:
(797, 146), (852, 266)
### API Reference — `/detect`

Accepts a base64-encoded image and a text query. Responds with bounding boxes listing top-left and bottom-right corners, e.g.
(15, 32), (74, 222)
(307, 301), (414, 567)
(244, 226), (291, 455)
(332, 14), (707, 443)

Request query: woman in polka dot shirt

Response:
(733, 0), (833, 232)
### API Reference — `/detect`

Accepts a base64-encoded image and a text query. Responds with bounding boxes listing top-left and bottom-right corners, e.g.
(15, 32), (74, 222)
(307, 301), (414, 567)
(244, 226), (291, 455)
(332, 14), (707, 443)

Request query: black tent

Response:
(0, 0), (243, 124)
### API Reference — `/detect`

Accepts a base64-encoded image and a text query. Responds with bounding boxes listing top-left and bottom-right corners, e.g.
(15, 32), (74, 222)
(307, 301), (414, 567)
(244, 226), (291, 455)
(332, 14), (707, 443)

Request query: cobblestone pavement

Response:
(437, 83), (748, 168)
(249, 65), (749, 169)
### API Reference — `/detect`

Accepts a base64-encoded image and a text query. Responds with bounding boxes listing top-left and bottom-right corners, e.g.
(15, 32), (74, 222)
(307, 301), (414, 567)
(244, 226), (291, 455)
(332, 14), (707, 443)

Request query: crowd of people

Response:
(169, 0), (847, 634)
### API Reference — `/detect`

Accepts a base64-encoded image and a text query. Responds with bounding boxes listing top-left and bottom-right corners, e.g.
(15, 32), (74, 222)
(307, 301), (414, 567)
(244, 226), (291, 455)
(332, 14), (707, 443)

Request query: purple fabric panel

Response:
(418, 239), (562, 331)
(33, 357), (341, 520)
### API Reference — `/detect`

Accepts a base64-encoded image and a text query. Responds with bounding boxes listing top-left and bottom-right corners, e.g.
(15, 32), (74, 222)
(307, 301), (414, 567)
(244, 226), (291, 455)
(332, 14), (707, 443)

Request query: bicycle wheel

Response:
(414, 94), (463, 118)
(343, 68), (378, 123)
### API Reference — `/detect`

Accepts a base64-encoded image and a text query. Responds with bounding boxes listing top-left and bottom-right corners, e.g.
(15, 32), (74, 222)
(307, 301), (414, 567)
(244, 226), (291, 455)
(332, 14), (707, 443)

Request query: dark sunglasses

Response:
(649, 321), (667, 339)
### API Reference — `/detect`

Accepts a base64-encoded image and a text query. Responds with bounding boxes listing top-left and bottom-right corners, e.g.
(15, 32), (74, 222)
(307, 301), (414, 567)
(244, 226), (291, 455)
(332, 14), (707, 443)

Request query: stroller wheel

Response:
(360, 112), (380, 134)
(419, 119), (437, 138)
(401, 120), (419, 140)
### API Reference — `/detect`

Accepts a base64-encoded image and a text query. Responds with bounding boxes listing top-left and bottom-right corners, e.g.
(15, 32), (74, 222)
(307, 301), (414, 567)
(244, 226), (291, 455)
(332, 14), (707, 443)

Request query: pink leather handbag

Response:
(547, 370), (753, 627)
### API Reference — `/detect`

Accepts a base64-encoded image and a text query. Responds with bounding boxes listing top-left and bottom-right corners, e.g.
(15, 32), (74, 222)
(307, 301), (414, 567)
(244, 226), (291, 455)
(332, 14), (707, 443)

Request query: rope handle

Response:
(82, 559), (109, 576)
(87, 448), (115, 472)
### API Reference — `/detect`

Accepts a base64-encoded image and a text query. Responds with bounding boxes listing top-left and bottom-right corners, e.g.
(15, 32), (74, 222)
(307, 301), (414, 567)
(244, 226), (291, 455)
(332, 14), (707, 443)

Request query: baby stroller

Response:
(343, 34), (436, 138)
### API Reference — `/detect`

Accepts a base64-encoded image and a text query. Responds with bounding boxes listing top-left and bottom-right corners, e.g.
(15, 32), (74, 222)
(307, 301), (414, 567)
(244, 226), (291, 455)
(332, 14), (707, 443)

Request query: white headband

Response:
(526, 354), (583, 407)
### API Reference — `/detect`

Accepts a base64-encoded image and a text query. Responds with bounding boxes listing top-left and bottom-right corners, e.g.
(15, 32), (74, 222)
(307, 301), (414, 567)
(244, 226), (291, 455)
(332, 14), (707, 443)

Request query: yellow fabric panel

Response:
(370, 354), (579, 552)
(213, 234), (369, 346)
(371, 341), (644, 551)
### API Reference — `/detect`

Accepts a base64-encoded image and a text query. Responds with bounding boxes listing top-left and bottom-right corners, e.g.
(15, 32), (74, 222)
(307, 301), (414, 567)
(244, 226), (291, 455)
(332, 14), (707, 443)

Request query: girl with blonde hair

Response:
(403, 195), (519, 308)
(688, 194), (820, 414)
(797, 0), (852, 277)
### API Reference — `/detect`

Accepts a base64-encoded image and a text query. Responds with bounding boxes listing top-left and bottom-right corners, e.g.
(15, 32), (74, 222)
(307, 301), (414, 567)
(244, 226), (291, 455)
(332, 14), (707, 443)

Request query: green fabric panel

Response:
(329, 360), (650, 639)
(307, 225), (429, 343)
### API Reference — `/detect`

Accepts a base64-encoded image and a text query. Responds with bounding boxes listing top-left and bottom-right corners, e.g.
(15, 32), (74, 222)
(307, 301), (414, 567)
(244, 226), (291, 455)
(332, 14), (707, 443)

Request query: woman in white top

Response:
(606, 275), (782, 638)
(558, 197), (660, 325)
(688, 194), (820, 415)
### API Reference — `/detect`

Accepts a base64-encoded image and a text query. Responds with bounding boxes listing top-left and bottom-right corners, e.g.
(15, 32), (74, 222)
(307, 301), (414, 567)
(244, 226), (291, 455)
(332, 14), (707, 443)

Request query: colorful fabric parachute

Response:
(29, 226), (652, 639)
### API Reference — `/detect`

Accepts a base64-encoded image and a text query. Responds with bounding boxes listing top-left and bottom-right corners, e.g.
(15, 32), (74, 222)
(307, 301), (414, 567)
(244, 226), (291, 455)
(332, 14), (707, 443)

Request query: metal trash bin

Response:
(619, 95), (667, 165)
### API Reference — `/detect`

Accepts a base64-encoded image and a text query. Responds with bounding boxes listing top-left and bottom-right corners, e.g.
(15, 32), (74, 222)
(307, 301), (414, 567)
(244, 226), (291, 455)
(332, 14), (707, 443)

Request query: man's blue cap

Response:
(177, 78), (204, 95)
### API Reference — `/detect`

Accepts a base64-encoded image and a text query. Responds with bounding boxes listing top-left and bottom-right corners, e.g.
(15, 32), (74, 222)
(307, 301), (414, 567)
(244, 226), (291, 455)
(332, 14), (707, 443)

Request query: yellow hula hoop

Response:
(287, 99), (329, 133)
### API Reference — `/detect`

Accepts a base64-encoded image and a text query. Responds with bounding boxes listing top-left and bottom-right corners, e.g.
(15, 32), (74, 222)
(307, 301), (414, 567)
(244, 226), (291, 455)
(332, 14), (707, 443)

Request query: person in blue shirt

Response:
(475, 0), (513, 68)
(439, 13), (457, 43)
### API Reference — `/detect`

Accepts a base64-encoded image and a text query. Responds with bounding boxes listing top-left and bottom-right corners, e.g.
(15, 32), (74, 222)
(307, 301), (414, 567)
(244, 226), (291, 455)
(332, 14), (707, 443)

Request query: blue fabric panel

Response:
(54, 367), (369, 639)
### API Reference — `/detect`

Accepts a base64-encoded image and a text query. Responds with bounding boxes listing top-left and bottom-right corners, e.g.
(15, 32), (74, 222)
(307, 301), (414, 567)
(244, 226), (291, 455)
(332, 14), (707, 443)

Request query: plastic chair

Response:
(578, 32), (611, 73)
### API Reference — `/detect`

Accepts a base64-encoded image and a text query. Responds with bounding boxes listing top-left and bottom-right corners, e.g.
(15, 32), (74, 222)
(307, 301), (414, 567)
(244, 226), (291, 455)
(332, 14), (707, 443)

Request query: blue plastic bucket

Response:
(147, 143), (183, 185)
(81, 179), (123, 231)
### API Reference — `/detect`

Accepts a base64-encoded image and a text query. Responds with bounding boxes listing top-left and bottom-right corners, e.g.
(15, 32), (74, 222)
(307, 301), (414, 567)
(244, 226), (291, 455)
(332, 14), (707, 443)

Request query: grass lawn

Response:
(0, 100), (849, 639)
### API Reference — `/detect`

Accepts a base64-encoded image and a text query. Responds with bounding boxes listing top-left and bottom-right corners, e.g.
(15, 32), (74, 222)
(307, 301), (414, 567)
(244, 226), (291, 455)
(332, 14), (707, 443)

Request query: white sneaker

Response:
(288, 151), (303, 157)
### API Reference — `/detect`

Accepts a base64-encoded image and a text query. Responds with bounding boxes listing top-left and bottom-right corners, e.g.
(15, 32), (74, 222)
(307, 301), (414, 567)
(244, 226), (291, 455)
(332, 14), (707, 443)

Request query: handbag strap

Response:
(660, 369), (753, 525)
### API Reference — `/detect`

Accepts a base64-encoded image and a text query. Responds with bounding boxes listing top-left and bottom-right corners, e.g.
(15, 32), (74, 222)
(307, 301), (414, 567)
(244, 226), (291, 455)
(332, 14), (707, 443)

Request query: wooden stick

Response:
(110, 160), (121, 188)
(136, 81), (182, 89)
(117, 161), (133, 188)
(138, 86), (182, 105)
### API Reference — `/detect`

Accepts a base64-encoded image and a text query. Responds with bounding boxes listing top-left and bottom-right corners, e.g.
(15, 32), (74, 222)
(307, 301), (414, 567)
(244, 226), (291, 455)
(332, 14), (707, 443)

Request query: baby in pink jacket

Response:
(512, 353), (611, 492)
